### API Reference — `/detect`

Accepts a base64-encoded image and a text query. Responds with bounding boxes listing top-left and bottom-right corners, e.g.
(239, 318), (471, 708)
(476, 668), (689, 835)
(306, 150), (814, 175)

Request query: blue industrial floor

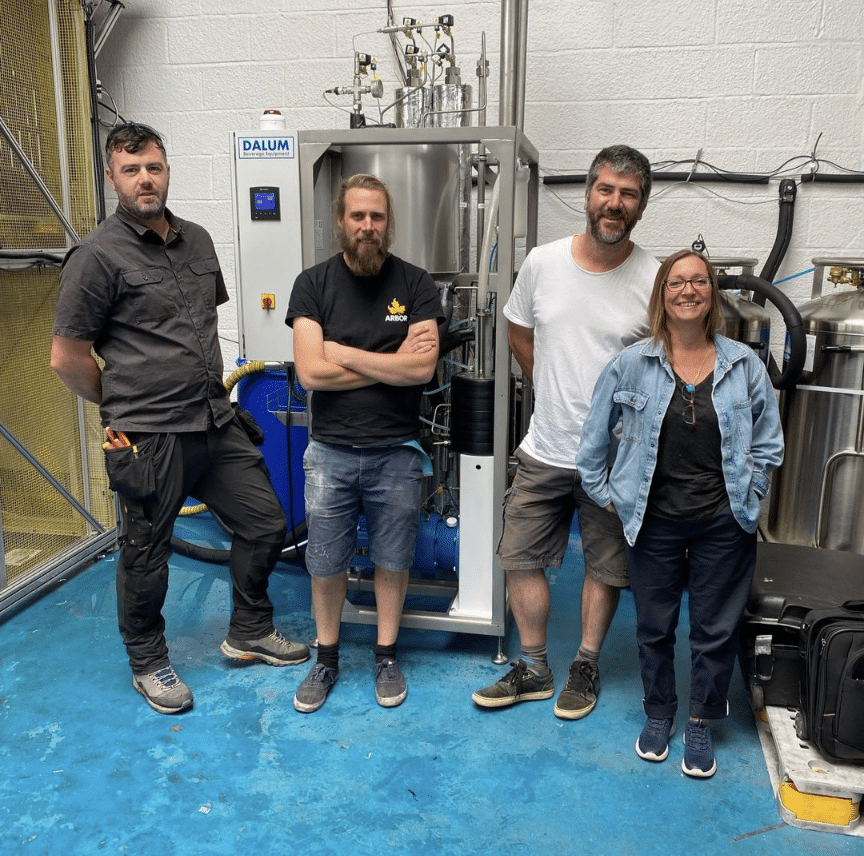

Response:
(1, 516), (860, 856)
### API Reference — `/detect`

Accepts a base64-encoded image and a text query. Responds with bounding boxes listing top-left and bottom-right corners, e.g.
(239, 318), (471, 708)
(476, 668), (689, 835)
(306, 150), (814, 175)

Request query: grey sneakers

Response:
(294, 663), (339, 713)
(133, 630), (308, 715)
(294, 658), (409, 712)
(375, 658), (407, 708)
(133, 665), (193, 714)
(220, 629), (310, 666)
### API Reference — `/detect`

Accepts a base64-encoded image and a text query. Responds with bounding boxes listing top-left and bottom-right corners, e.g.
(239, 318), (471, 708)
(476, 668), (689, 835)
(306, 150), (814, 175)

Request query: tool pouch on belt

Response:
(103, 436), (156, 499)
(232, 402), (265, 446)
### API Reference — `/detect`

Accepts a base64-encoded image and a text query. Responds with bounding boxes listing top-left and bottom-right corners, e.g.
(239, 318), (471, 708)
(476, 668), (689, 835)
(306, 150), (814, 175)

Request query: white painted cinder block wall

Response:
(95, 0), (864, 364)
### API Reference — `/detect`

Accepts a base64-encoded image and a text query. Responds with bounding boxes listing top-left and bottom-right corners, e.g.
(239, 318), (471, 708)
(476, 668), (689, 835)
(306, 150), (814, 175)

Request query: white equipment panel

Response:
(230, 130), (303, 361)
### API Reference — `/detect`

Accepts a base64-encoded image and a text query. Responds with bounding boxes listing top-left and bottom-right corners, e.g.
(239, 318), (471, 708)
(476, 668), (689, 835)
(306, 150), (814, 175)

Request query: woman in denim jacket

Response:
(576, 250), (783, 778)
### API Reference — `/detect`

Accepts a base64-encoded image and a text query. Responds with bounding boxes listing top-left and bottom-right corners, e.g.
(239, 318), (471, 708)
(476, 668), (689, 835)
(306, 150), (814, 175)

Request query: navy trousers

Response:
(113, 417), (287, 674)
(625, 506), (756, 720)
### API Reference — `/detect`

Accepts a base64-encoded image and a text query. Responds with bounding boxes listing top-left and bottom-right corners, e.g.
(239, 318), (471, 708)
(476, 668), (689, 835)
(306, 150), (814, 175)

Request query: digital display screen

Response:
(254, 192), (276, 211)
(249, 186), (280, 220)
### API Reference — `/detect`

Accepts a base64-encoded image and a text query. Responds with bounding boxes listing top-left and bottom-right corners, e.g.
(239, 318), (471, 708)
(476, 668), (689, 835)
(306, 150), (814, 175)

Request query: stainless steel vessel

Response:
(341, 143), (470, 275)
(768, 257), (864, 551)
(714, 258), (772, 364)
(719, 291), (771, 362)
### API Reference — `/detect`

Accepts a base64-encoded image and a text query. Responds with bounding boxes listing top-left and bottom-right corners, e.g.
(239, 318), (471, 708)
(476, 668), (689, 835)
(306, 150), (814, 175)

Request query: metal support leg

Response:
(493, 635), (508, 664)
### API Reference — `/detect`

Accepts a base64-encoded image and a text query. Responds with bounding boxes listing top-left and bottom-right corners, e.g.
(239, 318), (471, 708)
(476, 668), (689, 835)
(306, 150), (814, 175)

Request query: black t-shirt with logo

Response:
(286, 253), (442, 446)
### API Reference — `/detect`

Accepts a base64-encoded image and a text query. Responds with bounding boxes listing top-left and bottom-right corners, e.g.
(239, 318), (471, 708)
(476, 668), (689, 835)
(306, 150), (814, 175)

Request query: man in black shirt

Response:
(51, 123), (309, 715)
(286, 173), (442, 713)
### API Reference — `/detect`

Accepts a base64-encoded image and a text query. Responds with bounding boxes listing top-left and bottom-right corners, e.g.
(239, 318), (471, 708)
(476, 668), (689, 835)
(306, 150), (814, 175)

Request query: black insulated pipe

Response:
(546, 172), (864, 188)
(756, 178), (797, 300)
(172, 521), (309, 566)
(800, 173), (864, 183)
(542, 171), (769, 186)
(718, 274), (806, 390)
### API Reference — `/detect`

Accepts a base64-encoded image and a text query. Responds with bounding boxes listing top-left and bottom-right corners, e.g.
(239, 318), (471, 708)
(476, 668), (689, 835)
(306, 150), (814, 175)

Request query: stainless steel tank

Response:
(768, 257), (864, 551)
(715, 258), (772, 365)
(719, 292), (772, 362)
(341, 143), (470, 276)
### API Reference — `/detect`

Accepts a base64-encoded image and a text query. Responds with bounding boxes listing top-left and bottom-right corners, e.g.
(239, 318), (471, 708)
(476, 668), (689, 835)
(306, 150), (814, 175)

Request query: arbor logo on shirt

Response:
(385, 298), (407, 322)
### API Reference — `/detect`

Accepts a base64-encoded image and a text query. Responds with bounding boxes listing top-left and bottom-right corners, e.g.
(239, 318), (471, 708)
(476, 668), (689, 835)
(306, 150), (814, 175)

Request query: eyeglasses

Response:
(681, 382), (697, 425)
(664, 276), (710, 291)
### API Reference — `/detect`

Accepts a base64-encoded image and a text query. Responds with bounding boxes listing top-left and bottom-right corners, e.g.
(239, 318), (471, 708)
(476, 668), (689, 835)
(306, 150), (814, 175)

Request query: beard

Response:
(339, 226), (390, 277)
(117, 186), (167, 222)
(586, 206), (638, 245)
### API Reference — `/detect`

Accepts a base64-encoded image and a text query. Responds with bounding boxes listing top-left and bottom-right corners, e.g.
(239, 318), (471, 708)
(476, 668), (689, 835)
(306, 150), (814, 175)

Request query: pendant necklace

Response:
(678, 346), (711, 393)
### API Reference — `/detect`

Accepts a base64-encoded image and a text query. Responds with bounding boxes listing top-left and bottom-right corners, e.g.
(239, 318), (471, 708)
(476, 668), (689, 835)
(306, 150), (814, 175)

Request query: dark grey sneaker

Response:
(375, 658), (407, 708)
(294, 663), (339, 713)
(220, 629), (310, 666)
(133, 665), (193, 715)
(553, 660), (600, 720)
(471, 660), (555, 708)
(636, 717), (676, 762)
(682, 719), (717, 778)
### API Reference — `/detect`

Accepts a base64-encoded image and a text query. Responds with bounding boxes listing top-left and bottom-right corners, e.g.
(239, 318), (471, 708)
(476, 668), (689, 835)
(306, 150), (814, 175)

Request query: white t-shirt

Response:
(503, 235), (660, 469)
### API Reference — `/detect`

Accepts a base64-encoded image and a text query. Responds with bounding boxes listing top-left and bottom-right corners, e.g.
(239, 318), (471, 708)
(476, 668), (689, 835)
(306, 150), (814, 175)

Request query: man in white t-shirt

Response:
(472, 145), (660, 719)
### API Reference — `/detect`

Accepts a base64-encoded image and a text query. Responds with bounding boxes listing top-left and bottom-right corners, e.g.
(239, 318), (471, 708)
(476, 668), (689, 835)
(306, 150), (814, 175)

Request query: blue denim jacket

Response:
(576, 334), (784, 546)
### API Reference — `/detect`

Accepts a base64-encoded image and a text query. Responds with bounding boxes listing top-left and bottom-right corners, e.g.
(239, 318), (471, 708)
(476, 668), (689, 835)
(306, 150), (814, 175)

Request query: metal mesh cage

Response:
(1, 2), (114, 591)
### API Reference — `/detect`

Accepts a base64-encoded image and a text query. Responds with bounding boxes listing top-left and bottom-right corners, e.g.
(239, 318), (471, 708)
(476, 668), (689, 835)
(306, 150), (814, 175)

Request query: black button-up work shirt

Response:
(54, 206), (233, 432)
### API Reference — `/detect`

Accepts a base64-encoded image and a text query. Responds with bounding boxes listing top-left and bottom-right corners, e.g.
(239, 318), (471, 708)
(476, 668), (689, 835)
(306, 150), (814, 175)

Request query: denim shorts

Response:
(497, 448), (628, 587)
(303, 439), (423, 578)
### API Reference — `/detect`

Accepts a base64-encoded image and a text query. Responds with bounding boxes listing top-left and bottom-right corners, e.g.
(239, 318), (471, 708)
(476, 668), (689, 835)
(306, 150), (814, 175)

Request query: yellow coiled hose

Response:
(178, 361), (269, 516)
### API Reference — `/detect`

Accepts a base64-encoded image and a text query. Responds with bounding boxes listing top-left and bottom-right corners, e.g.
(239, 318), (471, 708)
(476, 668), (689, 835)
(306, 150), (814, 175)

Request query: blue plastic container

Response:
(236, 367), (308, 529)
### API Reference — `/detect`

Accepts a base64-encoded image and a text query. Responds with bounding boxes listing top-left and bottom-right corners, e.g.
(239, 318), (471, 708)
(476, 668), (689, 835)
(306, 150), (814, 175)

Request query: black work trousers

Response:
(112, 417), (287, 674)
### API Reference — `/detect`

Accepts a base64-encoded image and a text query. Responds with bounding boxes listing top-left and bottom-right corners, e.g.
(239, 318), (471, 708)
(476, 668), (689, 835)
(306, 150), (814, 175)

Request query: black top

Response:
(647, 373), (729, 520)
(53, 205), (232, 432)
(286, 253), (443, 446)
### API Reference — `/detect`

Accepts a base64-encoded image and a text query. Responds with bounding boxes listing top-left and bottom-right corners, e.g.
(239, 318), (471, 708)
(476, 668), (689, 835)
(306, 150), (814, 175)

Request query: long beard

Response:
(340, 229), (390, 277)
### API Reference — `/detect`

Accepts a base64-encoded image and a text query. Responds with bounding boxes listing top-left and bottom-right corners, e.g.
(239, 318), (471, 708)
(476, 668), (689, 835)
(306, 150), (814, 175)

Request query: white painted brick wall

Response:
(95, 0), (864, 364)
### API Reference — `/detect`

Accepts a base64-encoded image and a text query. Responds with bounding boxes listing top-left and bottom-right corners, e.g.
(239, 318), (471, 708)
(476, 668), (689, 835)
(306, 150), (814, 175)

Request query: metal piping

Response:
(498, 0), (517, 125)
(93, 0), (125, 58)
(498, 0), (528, 130)
(514, 0), (528, 131)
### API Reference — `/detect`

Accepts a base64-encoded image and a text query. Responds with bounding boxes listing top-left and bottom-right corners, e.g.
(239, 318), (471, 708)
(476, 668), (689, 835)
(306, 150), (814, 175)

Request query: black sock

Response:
(317, 642), (339, 671)
(374, 642), (397, 663)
